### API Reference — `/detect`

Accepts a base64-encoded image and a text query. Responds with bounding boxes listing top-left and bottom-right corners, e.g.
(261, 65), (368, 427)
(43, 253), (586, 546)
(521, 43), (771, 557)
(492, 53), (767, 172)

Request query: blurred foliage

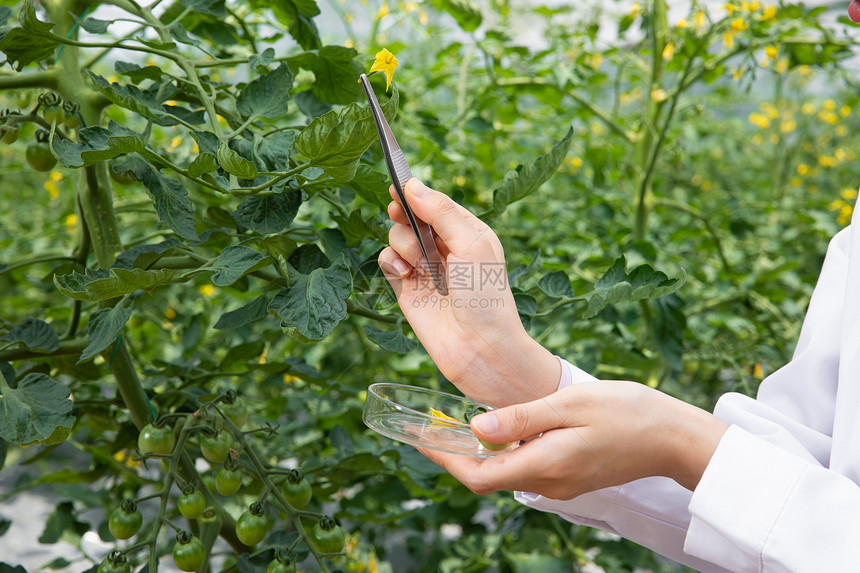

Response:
(1, 0), (860, 571)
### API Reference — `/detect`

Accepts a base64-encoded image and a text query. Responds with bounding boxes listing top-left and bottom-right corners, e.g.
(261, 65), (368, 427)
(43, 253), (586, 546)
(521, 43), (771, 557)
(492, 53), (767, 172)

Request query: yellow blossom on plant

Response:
(165, 307), (177, 320)
(284, 374), (301, 383)
(731, 65), (744, 80)
(760, 4), (777, 20)
(367, 48), (399, 91)
(748, 112), (770, 129)
(731, 17), (748, 32)
(819, 110), (838, 124)
(801, 102), (815, 115)
(676, 18), (688, 28)
(723, 2), (738, 14)
(741, 0), (761, 11)
(841, 105), (851, 117)
(651, 88), (668, 102)
(753, 362), (764, 378)
(701, 180), (713, 191)
(723, 30), (735, 49)
(760, 102), (779, 119)
(841, 187), (858, 201)
(695, 10), (707, 28)
(824, 99), (836, 111)
(774, 58), (788, 74)
(662, 42), (675, 61)
(629, 2), (641, 17)
(797, 163), (809, 175)
(377, 3), (389, 18)
(835, 148), (846, 162)
(345, 38), (355, 49)
(818, 155), (836, 167)
(765, 45), (778, 60)
(780, 120), (796, 133)
(790, 177), (802, 187)
(198, 284), (215, 297)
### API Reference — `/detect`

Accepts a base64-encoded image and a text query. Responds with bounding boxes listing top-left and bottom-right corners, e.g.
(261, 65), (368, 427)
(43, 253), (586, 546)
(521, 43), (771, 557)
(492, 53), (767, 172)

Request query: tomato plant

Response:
(235, 501), (269, 546)
(199, 430), (234, 464)
(172, 531), (205, 572)
(310, 516), (345, 555)
(177, 487), (206, 520)
(108, 499), (142, 540)
(1, 0), (858, 571)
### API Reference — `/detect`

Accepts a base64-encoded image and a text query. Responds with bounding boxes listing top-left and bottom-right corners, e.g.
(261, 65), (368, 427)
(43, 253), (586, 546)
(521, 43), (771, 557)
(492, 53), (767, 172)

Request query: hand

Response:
(378, 179), (560, 407)
(419, 381), (729, 499)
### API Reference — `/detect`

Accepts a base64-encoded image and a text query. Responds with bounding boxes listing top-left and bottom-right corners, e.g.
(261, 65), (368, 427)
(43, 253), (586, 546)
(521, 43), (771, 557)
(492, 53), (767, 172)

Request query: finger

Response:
(390, 202), (452, 260)
(389, 222), (432, 270)
(471, 393), (572, 444)
(401, 179), (492, 253)
(377, 246), (413, 279)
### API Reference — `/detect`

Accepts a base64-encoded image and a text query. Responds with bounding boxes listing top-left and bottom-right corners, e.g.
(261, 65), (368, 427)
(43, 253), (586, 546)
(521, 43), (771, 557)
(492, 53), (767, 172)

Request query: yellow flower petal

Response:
(367, 48), (399, 91)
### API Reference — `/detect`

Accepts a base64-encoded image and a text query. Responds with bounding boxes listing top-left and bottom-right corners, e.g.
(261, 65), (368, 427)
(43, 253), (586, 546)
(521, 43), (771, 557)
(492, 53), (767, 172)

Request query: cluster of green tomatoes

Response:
(0, 91), (79, 172)
(99, 392), (345, 573)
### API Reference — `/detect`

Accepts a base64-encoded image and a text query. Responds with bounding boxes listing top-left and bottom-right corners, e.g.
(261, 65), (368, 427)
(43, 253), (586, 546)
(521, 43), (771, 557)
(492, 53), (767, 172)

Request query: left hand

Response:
(419, 381), (729, 499)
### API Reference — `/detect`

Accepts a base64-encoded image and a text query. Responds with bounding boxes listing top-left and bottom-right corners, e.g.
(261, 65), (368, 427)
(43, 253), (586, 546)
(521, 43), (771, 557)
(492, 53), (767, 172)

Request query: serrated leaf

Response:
(268, 255), (352, 340)
(87, 71), (165, 120)
(180, 0), (227, 17)
(0, 373), (74, 445)
(256, 131), (297, 172)
(286, 46), (364, 104)
(208, 245), (271, 286)
(514, 292), (538, 317)
(0, 28), (59, 71)
(54, 268), (174, 301)
(114, 155), (197, 240)
(115, 60), (163, 84)
(187, 152), (218, 178)
(582, 256), (686, 319)
(51, 121), (144, 168)
(78, 295), (134, 363)
(38, 502), (88, 545)
(344, 166), (390, 210)
(1, 318), (59, 353)
(248, 47), (275, 70)
(237, 64), (293, 120)
(113, 238), (182, 270)
(214, 295), (270, 330)
(490, 127), (573, 217)
(294, 85), (398, 182)
(538, 271), (574, 298)
(233, 192), (302, 234)
(216, 143), (258, 178)
(363, 325), (418, 353)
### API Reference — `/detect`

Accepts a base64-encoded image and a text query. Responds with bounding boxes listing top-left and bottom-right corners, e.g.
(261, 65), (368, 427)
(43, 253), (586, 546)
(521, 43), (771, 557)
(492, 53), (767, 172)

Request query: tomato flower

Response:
(368, 48), (399, 91)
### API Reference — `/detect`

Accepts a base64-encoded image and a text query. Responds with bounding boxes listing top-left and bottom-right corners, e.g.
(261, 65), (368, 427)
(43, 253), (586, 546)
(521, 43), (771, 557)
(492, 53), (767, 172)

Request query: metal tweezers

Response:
(359, 73), (449, 296)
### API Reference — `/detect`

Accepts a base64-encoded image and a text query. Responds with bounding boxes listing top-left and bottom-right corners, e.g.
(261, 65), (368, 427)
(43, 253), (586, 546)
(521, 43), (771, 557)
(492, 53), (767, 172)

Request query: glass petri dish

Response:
(363, 382), (515, 458)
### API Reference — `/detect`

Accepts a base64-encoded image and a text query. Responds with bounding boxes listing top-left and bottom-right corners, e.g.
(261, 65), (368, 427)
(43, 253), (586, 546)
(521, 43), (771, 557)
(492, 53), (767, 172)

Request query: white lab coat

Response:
(515, 216), (860, 572)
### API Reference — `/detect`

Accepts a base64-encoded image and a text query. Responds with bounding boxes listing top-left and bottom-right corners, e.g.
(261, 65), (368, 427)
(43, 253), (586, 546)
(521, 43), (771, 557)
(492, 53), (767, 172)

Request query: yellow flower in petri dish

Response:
(366, 48), (399, 91)
(429, 408), (461, 427)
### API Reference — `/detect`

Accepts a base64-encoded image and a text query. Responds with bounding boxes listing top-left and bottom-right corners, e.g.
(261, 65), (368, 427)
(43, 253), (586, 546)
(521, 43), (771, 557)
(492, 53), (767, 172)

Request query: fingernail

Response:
(393, 258), (410, 276)
(473, 413), (498, 435)
(410, 179), (428, 198)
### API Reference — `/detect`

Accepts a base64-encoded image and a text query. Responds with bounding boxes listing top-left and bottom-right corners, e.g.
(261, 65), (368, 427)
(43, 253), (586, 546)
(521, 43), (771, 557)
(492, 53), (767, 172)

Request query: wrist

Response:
(661, 399), (729, 491)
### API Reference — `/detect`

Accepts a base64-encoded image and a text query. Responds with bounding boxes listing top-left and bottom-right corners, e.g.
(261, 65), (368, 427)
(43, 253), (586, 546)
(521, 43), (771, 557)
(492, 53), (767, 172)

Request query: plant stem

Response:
(0, 338), (87, 362)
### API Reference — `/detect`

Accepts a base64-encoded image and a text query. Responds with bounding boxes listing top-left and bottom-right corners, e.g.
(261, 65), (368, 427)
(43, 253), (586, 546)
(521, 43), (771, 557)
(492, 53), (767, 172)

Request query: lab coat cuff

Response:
(555, 356), (597, 391)
(684, 425), (808, 570)
(514, 486), (618, 524)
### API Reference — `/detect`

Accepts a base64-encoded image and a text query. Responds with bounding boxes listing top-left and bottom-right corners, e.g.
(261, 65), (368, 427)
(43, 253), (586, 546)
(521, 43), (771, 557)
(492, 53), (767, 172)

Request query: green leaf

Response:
(216, 142), (258, 178)
(490, 126), (573, 217)
(0, 0), (58, 70)
(180, 0), (227, 17)
(233, 192), (302, 234)
(115, 60), (163, 84)
(430, 0), (483, 32)
(51, 121), (144, 168)
(87, 71), (166, 120)
(652, 294), (685, 371)
(115, 155), (197, 240)
(344, 166), (390, 210)
(582, 256), (686, 319)
(208, 245), (271, 286)
(78, 295), (134, 363)
(1, 318), (59, 353)
(214, 295), (270, 330)
(0, 373), (74, 445)
(248, 47), (275, 70)
(0, 7), (11, 27)
(504, 553), (573, 573)
(187, 152), (218, 178)
(268, 255), (352, 340)
(286, 46), (364, 104)
(237, 63), (294, 119)
(38, 502), (88, 545)
(0, 564), (28, 573)
(113, 238), (182, 270)
(363, 325), (418, 354)
(74, 14), (111, 34)
(538, 271), (574, 298)
(294, 85), (398, 182)
(54, 268), (175, 302)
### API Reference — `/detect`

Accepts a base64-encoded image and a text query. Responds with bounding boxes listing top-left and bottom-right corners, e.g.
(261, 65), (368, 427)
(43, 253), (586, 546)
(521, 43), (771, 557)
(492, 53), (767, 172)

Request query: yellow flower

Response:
(345, 38), (355, 49)
(819, 110), (838, 124)
(801, 102), (815, 115)
(284, 374), (301, 383)
(723, 30), (735, 49)
(748, 112), (770, 129)
(165, 307), (177, 320)
(629, 2), (641, 17)
(760, 4), (777, 20)
(198, 284), (215, 297)
(773, 58), (788, 74)
(764, 45), (778, 60)
(723, 2), (738, 14)
(651, 88), (668, 102)
(676, 18), (688, 28)
(790, 177), (802, 187)
(818, 155), (836, 167)
(780, 120), (796, 133)
(741, 0), (761, 11)
(662, 42), (675, 61)
(841, 187), (858, 201)
(418, 10), (428, 25)
(796, 164), (809, 175)
(839, 205), (853, 226)
(731, 17), (748, 32)
(694, 10), (707, 28)
(701, 180), (713, 191)
(377, 3), (389, 18)
(731, 65), (744, 80)
(345, 11), (354, 23)
(753, 362), (764, 378)
(429, 408), (461, 427)
(64, 213), (78, 230)
(760, 102), (779, 119)
(769, 133), (779, 145)
(840, 105), (851, 117)
(823, 99), (836, 111)
(367, 48), (399, 91)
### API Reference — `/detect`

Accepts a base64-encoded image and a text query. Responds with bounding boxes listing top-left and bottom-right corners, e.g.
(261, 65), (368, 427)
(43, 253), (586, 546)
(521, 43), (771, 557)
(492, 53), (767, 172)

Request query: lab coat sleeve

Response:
(515, 226), (853, 573)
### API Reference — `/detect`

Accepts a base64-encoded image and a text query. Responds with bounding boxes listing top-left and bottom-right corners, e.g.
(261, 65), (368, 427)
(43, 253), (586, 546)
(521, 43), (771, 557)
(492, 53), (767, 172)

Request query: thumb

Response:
(471, 397), (566, 444)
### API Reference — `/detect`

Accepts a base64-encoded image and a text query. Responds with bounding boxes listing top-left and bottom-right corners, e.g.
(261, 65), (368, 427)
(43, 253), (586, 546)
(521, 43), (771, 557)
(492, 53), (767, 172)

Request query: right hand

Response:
(377, 179), (560, 406)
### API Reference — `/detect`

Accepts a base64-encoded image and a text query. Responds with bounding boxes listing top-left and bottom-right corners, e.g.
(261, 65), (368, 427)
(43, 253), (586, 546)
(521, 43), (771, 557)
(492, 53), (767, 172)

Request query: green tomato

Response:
(97, 554), (131, 573)
(235, 503), (269, 546)
(215, 467), (242, 496)
(221, 395), (248, 429)
(41, 104), (64, 126)
(267, 558), (297, 573)
(108, 500), (142, 540)
(200, 431), (233, 464)
(178, 489), (206, 519)
(478, 439), (511, 451)
(1, 127), (19, 144)
(25, 142), (57, 172)
(173, 533), (205, 572)
(310, 516), (345, 554)
(138, 423), (176, 455)
(281, 470), (312, 508)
